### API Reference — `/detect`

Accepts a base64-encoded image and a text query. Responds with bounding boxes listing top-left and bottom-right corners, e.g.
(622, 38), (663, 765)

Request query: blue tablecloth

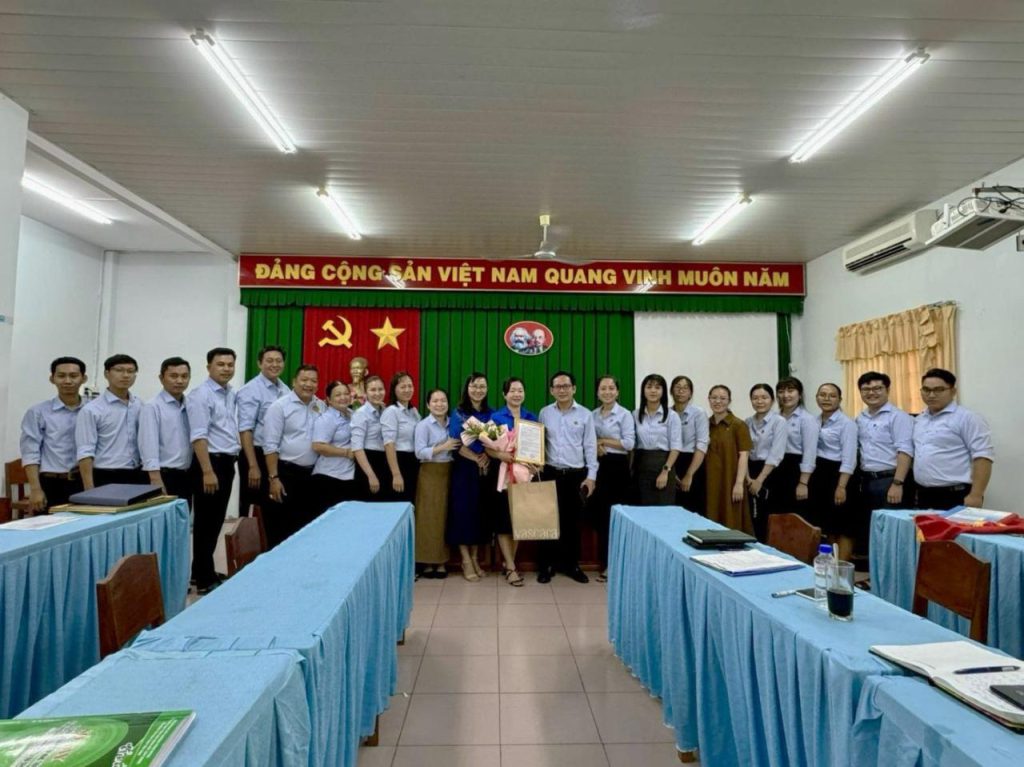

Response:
(608, 505), (970, 767)
(852, 676), (1024, 766)
(134, 502), (414, 767)
(870, 509), (1024, 659)
(18, 648), (311, 767)
(0, 500), (190, 717)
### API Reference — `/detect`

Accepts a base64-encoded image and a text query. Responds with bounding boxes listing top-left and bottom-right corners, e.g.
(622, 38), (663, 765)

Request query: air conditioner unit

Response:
(927, 198), (1024, 250)
(842, 210), (938, 273)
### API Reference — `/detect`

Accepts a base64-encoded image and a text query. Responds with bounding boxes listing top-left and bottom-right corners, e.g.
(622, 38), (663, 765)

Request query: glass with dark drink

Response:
(826, 561), (855, 621)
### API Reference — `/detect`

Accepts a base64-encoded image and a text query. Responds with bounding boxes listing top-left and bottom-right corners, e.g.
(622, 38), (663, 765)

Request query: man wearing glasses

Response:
(75, 354), (146, 488)
(855, 371), (914, 518)
(912, 368), (994, 510)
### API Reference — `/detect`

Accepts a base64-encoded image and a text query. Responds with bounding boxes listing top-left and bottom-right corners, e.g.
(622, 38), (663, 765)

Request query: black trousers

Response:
(674, 451), (706, 515)
(160, 467), (193, 508)
(590, 454), (630, 568)
(857, 470), (912, 554)
(917, 483), (971, 511)
(39, 473), (83, 510)
(237, 446), (267, 517)
(92, 467), (148, 487)
(539, 465), (587, 572)
(191, 453), (236, 588)
(313, 474), (358, 516)
(263, 460), (316, 549)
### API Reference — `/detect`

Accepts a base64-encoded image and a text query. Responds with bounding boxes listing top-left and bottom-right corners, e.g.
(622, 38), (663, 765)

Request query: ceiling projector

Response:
(927, 197), (1024, 250)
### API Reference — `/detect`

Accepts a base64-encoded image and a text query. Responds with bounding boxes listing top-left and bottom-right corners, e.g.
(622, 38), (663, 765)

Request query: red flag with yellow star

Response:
(302, 307), (420, 402)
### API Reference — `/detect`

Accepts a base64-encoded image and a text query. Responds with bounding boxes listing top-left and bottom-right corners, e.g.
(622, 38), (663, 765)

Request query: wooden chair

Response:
(251, 505), (270, 552)
(0, 497), (11, 524)
(4, 459), (32, 518)
(96, 553), (165, 658)
(767, 513), (822, 565)
(224, 517), (265, 576)
(912, 540), (991, 643)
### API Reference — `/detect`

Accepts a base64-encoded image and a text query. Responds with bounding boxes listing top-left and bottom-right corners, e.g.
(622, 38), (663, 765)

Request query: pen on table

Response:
(952, 665), (1020, 675)
(771, 589), (797, 598)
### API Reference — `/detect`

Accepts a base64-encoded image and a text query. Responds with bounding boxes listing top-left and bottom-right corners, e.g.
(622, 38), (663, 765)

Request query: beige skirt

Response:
(415, 461), (451, 564)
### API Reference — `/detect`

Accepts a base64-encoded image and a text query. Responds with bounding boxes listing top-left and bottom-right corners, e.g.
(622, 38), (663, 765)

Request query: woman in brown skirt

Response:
(704, 385), (753, 533)
(413, 388), (461, 578)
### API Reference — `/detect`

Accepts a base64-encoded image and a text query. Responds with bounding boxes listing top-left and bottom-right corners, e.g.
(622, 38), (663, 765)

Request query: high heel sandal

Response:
(504, 567), (524, 587)
(472, 559), (487, 578)
(462, 561), (480, 582)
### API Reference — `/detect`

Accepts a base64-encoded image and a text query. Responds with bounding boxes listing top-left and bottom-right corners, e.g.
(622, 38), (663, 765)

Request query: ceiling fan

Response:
(517, 214), (585, 262)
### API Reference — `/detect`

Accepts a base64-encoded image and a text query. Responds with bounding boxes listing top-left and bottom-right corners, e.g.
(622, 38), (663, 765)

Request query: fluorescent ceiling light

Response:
(790, 48), (929, 163)
(633, 282), (656, 293)
(692, 194), (752, 245)
(317, 188), (362, 240)
(191, 29), (296, 153)
(22, 174), (113, 225)
(385, 274), (406, 289)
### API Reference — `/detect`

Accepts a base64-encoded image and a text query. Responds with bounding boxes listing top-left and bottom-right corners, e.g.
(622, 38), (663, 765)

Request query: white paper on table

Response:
(0, 514), (77, 531)
(944, 507), (1012, 524)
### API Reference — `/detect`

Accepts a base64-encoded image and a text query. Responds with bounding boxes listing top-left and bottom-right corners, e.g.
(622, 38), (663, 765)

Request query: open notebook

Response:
(871, 641), (1024, 729)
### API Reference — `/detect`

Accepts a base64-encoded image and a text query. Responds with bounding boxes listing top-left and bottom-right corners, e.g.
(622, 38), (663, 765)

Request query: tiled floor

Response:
(356, 572), (692, 767)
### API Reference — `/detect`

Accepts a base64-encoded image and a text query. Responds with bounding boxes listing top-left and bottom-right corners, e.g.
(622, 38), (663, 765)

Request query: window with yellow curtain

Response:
(834, 303), (957, 416)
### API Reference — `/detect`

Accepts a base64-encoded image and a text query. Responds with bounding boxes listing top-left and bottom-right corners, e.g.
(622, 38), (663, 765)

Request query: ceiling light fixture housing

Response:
(191, 28), (297, 154)
(692, 194), (753, 245)
(790, 48), (930, 163)
(22, 174), (113, 225)
(317, 188), (362, 240)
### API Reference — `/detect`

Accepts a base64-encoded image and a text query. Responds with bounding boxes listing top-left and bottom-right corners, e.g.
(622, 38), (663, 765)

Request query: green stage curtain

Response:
(777, 313), (793, 381)
(421, 310), (635, 414)
(245, 306), (304, 381)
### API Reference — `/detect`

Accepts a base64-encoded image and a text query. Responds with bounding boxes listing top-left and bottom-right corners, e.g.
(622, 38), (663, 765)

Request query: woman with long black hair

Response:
(633, 373), (681, 506)
(590, 374), (635, 581)
(670, 375), (709, 514)
(745, 383), (788, 541)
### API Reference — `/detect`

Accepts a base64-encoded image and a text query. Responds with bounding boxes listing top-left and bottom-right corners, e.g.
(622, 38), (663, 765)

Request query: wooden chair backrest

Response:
(225, 517), (265, 576)
(767, 513), (823, 565)
(912, 540), (991, 643)
(96, 553), (165, 658)
(0, 497), (11, 524)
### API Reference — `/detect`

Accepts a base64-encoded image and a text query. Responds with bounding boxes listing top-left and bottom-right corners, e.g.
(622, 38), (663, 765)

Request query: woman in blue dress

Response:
(447, 372), (494, 581)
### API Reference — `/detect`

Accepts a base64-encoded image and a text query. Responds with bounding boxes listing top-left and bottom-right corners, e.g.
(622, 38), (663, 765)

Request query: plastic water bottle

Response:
(813, 544), (833, 602)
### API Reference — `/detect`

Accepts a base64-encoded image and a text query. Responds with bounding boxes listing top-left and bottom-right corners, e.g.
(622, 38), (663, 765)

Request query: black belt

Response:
(208, 453), (238, 463)
(923, 483), (969, 492)
(861, 469), (895, 480)
(39, 470), (80, 480)
(161, 467), (191, 474)
(545, 466), (584, 475)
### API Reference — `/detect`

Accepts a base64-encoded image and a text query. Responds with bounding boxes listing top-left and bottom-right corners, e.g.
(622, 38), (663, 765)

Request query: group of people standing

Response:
(19, 343), (995, 592)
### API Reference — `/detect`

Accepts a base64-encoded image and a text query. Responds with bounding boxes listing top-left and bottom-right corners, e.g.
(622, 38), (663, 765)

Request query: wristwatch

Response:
(662, 464), (671, 472)
(269, 474), (279, 480)
(891, 478), (904, 486)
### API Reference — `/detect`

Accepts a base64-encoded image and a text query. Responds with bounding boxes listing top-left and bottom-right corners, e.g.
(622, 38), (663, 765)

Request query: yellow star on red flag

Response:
(370, 316), (405, 350)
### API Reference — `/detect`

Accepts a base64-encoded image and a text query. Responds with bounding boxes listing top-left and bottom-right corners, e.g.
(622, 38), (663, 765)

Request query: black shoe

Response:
(537, 567), (554, 584)
(434, 568), (449, 580)
(565, 567), (590, 584)
(196, 580), (221, 595)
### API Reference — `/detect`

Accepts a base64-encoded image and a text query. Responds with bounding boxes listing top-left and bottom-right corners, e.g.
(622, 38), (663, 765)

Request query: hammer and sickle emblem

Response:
(318, 315), (353, 348)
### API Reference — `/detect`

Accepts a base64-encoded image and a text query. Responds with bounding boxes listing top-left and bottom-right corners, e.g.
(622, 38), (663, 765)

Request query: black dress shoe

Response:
(566, 567), (590, 584)
(537, 567), (553, 584)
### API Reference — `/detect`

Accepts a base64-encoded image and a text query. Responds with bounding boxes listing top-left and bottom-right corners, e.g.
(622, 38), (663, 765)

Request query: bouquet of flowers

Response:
(459, 416), (503, 445)
(460, 418), (531, 491)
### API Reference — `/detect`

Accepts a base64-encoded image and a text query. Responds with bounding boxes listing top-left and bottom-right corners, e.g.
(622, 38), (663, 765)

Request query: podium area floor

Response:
(356, 573), (694, 767)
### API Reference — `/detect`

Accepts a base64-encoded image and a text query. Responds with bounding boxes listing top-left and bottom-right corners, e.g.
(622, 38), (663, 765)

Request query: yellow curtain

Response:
(835, 303), (957, 416)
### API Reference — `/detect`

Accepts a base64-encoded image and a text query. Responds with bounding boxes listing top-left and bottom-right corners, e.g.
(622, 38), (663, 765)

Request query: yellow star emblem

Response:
(370, 316), (405, 350)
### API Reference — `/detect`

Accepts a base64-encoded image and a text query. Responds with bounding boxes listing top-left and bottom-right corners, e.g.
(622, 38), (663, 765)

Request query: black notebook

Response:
(683, 529), (757, 549)
(69, 484), (163, 507)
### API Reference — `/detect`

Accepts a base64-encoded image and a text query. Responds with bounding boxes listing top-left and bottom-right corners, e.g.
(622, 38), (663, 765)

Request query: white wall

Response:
(794, 156), (1024, 510)
(0, 95), (29, 455)
(634, 313), (778, 419)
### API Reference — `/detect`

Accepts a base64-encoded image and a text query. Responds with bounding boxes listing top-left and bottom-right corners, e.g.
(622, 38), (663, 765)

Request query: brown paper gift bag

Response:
(508, 480), (560, 540)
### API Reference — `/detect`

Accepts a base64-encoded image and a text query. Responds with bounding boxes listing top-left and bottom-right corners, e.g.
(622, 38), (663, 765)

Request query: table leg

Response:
(397, 630), (406, 646)
(364, 715), (380, 747)
(678, 748), (699, 763)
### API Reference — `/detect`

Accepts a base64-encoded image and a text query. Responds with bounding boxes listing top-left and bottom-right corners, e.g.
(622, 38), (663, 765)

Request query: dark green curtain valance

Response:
(241, 288), (803, 315)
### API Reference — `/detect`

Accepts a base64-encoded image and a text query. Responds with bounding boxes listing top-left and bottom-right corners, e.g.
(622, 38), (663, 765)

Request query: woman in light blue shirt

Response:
(633, 374), (682, 506)
(351, 375), (388, 500)
(591, 374), (635, 581)
(776, 376), (818, 516)
(745, 383), (789, 541)
(382, 371), (421, 504)
(670, 375), (709, 514)
(414, 388), (461, 579)
(312, 380), (357, 514)
(808, 383), (858, 560)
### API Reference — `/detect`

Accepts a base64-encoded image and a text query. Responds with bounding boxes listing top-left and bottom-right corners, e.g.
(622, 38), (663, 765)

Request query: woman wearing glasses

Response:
(704, 385), (753, 532)
(670, 375), (709, 515)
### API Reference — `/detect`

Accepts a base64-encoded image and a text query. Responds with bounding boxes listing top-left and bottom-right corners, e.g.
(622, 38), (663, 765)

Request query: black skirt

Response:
(674, 450), (706, 515)
(390, 450), (420, 504)
(808, 457), (857, 536)
(358, 449), (392, 501)
(634, 449), (674, 506)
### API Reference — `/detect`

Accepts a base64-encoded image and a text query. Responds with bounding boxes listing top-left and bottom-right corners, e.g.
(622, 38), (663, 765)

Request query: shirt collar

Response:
(822, 410), (843, 426)
(861, 401), (895, 417)
(927, 401), (958, 417)
(158, 389), (185, 407)
(51, 396), (83, 412)
(103, 389), (134, 405)
(258, 373), (284, 390)
(429, 413), (449, 428)
(205, 377), (229, 394)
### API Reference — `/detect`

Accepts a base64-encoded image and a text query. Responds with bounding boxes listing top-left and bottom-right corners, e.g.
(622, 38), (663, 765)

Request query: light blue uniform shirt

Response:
(746, 412), (788, 465)
(633, 407), (683, 452)
(186, 378), (240, 455)
(856, 402), (914, 471)
(912, 402), (994, 487)
(138, 391), (192, 471)
(415, 414), (454, 463)
(675, 404), (710, 453)
(75, 390), (142, 469)
(20, 397), (83, 472)
(312, 407), (356, 480)
(591, 403), (636, 455)
(538, 400), (598, 480)
(262, 391), (324, 467)
(236, 373), (289, 447)
(381, 403), (421, 452)
(351, 402), (385, 451)
(783, 406), (819, 473)
(817, 410), (858, 474)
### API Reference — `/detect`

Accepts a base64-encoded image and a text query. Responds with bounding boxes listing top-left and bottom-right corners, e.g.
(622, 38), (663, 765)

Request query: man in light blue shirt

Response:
(20, 356), (88, 511)
(855, 371), (914, 520)
(912, 368), (994, 510)
(186, 347), (240, 593)
(263, 365), (324, 547)
(139, 356), (193, 505)
(538, 370), (598, 584)
(75, 353), (145, 488)
(236, 345), (289, 516)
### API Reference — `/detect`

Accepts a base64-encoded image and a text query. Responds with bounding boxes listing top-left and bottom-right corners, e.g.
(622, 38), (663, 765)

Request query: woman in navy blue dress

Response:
(447, 372), (494, 581)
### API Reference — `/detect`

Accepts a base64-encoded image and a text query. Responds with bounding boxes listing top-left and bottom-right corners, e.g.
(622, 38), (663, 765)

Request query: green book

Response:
(0, 710), (194, 766)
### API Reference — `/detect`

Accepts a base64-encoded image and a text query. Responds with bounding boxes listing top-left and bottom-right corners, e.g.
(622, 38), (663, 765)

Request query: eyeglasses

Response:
(551, 383), (573, 390)
(109, 366), (137, 375)
(859, 385), (886, 393)
(920, 386), (951, 396)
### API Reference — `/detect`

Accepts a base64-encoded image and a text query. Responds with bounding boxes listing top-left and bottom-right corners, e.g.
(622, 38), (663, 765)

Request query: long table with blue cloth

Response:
(870, 508), (1024, 659)
(607, 505), (1024, 767)
(132, 501), (414, 767)
(0, 499), (190, 718)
